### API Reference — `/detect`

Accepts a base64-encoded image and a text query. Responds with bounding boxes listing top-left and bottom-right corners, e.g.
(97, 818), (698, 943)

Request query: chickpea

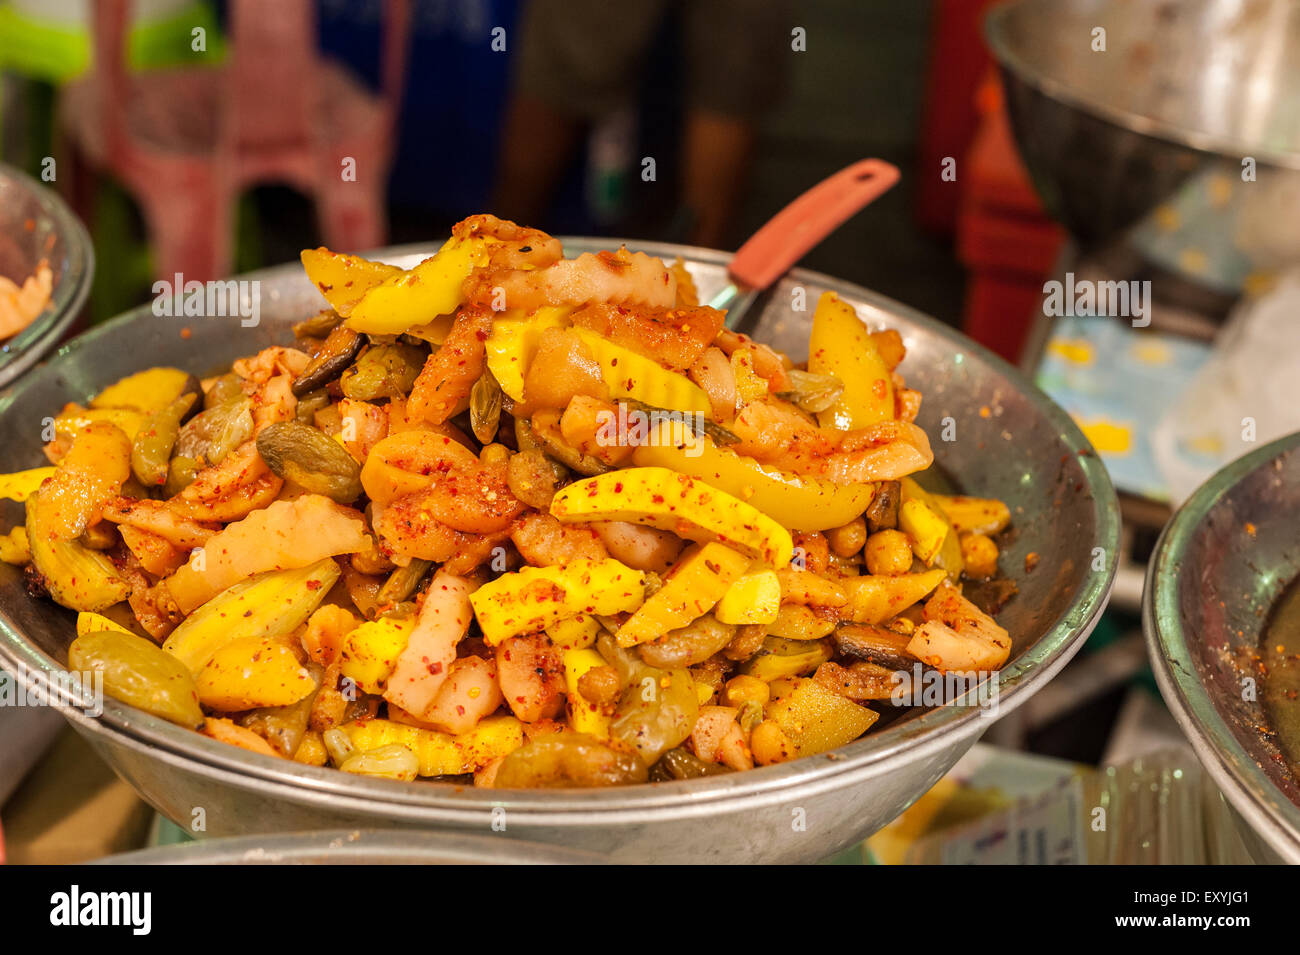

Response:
(751, 720), (795, 766)
(864, 529), (913, 576)
(722, 674), (770, 709)
(479, 442), (511, 467)
(961, 532), (999, 579)
(826, 516), (868, 558)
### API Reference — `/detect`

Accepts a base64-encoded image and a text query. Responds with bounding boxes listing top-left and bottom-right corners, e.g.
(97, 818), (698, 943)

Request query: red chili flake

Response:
(651, 494), (664, 504)
(306, 580), (322, 591)
(427, 661), (444, 675)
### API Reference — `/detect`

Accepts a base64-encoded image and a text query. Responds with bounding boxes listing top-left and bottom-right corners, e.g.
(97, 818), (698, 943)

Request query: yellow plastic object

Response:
(300, 248), (401, 317)
(345, 237), (489, 335)
(571, 327), (711, 414)
(840, 568), (946, 625)
(808, 291), (894, 428)
(0, 467), (54, 502)
(342, 715), (525, 776)
(766, 678), (879, 756)
(551, 467), (794, 567)
(339, 615), (416, 694)
(196, 636), (316, 711)
(715, 569), (781, 625)
(470, 559), (646, 646)
(616, 542), (750, 647)
(563, 648), (611, 737)
(484, 307), (571, 401)
(631, 423), (875, 532)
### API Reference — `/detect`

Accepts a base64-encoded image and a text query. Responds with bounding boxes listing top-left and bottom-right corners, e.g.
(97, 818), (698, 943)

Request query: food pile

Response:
(1, 214), (1014, 788)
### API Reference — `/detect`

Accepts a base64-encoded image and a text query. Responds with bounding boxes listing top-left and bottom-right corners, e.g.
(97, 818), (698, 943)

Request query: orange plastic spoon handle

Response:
(727, 158), (900, 291)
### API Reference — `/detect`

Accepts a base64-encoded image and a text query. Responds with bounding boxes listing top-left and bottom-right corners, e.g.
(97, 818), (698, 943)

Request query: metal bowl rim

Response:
(96, 827), (607, 865)
(1142, 429), (1300, 860)
(0, 239), (1119, 813)
(984, 0), (1300, 171)
(0, 161), (94, 386)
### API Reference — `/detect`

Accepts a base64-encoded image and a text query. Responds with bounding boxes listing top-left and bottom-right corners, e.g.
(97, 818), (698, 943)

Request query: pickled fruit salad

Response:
(2, 214), (1015, 788)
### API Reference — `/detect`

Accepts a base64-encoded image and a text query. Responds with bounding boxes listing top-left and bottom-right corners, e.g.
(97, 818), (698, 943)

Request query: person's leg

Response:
(490, 0), (667, 225)
(680, 110), (756, 249)
(680, 0), (790, 247)
(490, 93), (584, 227)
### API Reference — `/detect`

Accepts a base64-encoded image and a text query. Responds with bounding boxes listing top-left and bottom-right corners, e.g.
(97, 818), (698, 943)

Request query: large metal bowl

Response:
(0, 241), (1119, 863)
(1144, 431), (1300, 863)
(987, 0), (1300, 281)
(98, 830), (606, 865)
(0, 161), (93, 388)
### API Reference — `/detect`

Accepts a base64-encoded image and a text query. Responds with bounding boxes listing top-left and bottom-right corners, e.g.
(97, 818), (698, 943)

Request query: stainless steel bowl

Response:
(0, 241), (1119, 863)
(0, 161), (93, 388)
(1144, 431), (1300, 863)
(98, 829), (605, 865)
(986, 0), (1300, 285)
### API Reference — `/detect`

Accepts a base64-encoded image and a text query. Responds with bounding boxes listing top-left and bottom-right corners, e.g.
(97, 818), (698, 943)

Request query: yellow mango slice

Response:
(615, 542), (750, 646)
(571, 327), (711, 415)
(766, 677), (879, 756)
(342, 715), (525, 776)
(0, 467), (55, 503)
(742, 641), (832, 681)
(339, 615), (416, 694)
(196, 636), (317, 711)
(546, 614), (601, 651)
(470, 558), (646, 646)
(300, 248), (401, 317)
(345, 237), (488, 335)
(932, 494), (1011, 536)
(840, 568), (946, 624)
(76, 611), (135, 639)
(90, 367), (197, 415)
(808, 291), (894, 428)
(551, 467), (794, 567)
(484, 306), (571, 402)
(631, 421), (875, 532)
(563, 648), (611, 737)
(715, 569), (781, 625)
(899, 477), (965, 579)
(899, 498), (949, 564)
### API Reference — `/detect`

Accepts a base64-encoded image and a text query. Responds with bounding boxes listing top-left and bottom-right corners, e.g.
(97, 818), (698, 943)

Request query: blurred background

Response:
(0, 0), (979, 331)
(3, 0), (1300, 863)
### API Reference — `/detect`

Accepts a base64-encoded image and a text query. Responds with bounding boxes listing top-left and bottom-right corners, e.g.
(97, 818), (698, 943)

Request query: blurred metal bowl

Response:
(98, 829), (605, 865)
(1144, 431), (1300, 863)
(0, 161), (93, 388)
(0, 241), (1119, 863)
(986, 0), (1300, 280)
